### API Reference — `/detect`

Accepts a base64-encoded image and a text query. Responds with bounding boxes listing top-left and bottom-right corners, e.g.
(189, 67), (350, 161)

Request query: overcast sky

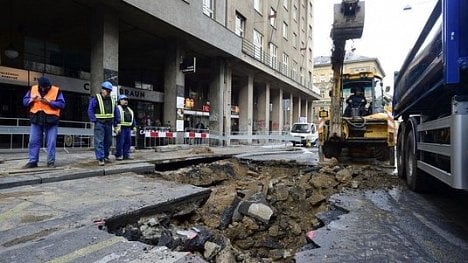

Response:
(313, 0), (438, 89)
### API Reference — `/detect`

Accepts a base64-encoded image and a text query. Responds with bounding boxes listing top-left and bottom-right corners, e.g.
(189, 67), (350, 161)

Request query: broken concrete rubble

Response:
(112, 158), (400, 262)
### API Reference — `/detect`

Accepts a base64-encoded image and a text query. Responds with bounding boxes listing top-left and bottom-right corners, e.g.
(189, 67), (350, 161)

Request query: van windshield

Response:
(291, 124), (310, 133)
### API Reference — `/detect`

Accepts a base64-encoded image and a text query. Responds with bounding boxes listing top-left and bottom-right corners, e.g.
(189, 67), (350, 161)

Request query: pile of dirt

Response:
(122, 158), (401, 262)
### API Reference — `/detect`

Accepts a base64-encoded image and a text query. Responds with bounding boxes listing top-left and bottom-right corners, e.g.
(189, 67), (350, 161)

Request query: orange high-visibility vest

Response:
(30, 85), (61, 117)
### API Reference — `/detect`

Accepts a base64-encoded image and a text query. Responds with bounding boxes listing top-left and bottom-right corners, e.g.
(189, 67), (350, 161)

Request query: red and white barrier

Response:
(184, 132), (210, 139)
(145, 131), (175, 138)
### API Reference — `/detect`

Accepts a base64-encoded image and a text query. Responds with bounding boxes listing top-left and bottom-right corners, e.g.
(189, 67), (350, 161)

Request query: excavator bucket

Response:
(331, 0), (365, 40)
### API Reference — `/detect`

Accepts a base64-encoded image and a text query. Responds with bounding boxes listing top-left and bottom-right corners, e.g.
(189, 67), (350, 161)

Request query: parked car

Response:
(290, 122), (318, 147)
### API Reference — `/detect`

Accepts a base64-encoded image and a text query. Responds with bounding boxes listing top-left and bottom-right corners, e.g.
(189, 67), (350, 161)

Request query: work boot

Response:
(104, 157), (112, 163)
(116, 156), (123, 161)
(22, 162), (38, 169)
(47, 162), (55, 168)
(98, 160), (105, 166)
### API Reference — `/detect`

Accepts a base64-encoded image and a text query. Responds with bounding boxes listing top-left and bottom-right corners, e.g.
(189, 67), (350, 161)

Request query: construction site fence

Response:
(0, 118), (301, 151)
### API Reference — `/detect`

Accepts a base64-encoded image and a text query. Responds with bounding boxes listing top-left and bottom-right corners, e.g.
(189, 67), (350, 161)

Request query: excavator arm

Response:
(323, 0), (365, 157)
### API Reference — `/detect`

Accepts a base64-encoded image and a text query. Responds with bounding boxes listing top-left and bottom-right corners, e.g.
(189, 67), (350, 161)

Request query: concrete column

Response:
(163, 42), (185, 132)
(270, 88), (283, 133)
(287, 93), (293, 132)
(208, 58), (230, 146)
(295, 97), (302, 122)
(224, 62), (232, 145)
(90, 6), (119, 94)
(239, 73), (253, 144)
(308, 101), (314, 123)
(304, 100), (309, 122)
(257, 83), (270, 135)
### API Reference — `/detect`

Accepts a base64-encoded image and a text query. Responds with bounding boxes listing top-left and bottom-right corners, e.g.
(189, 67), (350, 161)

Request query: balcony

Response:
(241, 38), (319, 97)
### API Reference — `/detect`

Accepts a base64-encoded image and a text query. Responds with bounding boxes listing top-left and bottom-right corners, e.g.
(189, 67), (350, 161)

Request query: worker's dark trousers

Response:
(115, 127), (132, 158)
(28, 123), (58, 164)
(94, 121), (113, 161)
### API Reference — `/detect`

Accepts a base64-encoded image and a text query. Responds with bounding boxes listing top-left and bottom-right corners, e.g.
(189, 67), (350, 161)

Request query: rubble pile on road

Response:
(119, 158), (400, 262)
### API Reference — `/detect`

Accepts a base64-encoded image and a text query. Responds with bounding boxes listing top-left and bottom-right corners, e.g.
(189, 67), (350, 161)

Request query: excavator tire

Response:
(323, 141), (342, 159)
(375, 145), (391, 162)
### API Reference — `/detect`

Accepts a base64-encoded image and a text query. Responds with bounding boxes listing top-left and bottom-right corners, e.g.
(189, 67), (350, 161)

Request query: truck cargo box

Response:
(393, 0), (468, 118)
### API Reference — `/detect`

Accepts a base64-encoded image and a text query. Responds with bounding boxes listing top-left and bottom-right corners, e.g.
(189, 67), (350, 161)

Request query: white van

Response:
(290, 122), (318, 147)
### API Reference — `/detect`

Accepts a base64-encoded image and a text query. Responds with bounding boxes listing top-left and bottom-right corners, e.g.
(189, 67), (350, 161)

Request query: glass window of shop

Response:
(22, 37), (90, 79)
(134, 101), (163, 128)
(0, 84), (29, 122)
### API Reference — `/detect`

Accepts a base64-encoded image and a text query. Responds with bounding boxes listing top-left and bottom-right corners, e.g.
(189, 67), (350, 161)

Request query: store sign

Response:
(202, 105), (210, 112)
(36, 73), (90, 94)
(180, 56), (196, 73)
(118, 86), (164, 103)
(231, 105), (239, 115)
(0, 66), (164, 103)
(0, 66), (29, 86)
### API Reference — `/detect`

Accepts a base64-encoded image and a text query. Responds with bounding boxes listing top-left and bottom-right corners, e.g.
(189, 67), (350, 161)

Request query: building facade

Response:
(311, 53), (385, 123)
(0, 0), (320, 147)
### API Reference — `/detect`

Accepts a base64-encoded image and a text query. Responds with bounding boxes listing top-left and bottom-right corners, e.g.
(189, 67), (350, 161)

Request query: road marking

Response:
(46, 236), (123, 263)
(0, 202), (32, 222)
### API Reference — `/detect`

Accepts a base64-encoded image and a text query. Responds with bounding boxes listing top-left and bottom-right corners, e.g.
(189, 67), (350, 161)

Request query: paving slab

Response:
(0, 172), (210, 262)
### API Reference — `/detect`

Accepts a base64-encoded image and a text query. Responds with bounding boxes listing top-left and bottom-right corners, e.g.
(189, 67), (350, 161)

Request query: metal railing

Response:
(0, 117), (93, 150)
(0, 117), (303, 150)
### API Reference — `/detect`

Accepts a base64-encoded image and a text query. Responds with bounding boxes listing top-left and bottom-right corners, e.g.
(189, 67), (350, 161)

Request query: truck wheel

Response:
(405, 129), (427, 192)
(396, 127), (406, 178)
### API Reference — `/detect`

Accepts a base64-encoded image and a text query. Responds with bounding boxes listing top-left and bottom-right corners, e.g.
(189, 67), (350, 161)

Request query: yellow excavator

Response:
(318, 0), (395, 161)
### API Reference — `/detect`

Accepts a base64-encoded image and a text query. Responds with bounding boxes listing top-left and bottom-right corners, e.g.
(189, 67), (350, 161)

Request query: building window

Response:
(282, 22), (288, 39)
(308, 48), (313, 65)
(292, 33), (297, 48)
(292, 60), (298, 80)
(269, 7), (276, 27)
(282, 53), (289, 75)
(253, 30), (263, 61)
(254, 0), (262, 14)
(320, 74), (325, 82)
(293, 5), (298, 21)
(269, 42), (277, 68)
(300, 67), (305, 85)
(235, 12), (245, 37)
(283, 0), (288, 10)
(301, 16), (305, 32)
(203, 0), (214, 18)
(309, 2), (313, 18)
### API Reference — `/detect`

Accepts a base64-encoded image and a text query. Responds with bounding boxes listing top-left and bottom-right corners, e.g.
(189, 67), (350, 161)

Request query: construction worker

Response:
(344, 87), (367, 117)
(115, 95), (136, 160)
(22, 77), (66, 168)
(87, 81), (120, 166)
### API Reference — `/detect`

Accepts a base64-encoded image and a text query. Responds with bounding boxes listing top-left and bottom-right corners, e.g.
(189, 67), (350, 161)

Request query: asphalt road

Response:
(1, 146), (467, 262)
(296, 184), (468, 262)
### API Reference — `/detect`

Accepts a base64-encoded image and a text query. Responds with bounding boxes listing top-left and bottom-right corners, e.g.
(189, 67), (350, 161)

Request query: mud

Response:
(117, 157), (402, 262)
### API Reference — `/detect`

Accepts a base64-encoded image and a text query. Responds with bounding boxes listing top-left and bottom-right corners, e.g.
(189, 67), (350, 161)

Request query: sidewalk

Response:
(0, 144), (293, 189)
(0, 144), (295, 262)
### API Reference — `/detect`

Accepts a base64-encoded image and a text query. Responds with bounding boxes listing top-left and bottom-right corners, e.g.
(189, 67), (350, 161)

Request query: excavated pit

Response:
(105, 156), (401, 262)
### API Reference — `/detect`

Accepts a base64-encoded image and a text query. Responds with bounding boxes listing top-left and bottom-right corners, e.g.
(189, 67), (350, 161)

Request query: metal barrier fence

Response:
(0, 117), (94, 150)
(136, 127), (210, 148)
(0, 118), (302, 150)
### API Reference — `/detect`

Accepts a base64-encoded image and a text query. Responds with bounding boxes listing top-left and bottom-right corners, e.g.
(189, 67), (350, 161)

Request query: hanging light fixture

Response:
(4, 43), (19, 59)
